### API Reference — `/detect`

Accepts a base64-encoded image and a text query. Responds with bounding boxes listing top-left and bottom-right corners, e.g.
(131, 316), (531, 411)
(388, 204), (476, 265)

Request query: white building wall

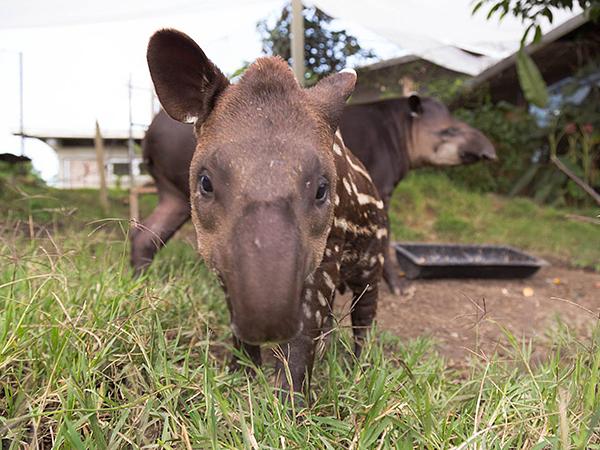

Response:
(53, 145), (152, 189)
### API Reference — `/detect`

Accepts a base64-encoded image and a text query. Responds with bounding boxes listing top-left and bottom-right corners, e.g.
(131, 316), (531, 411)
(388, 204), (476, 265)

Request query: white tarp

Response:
(1, 0), (582, 74)
(310, 0), (582, 75)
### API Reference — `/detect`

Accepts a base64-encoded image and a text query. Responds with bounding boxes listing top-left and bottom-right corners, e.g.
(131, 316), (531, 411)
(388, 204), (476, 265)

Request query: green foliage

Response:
(0, 180), (157, 225)
(0, 161), (45, 191)
(448, 99), (545, 193)
(257, 3), (374, 85)
(472, 0), (600, 45)
(516, 48), (549, 107)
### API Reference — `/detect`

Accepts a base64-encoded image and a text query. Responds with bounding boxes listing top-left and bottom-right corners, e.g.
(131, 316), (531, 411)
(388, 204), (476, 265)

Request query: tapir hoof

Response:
(384, 273), (407, 296)
(228, 356), (259, 378)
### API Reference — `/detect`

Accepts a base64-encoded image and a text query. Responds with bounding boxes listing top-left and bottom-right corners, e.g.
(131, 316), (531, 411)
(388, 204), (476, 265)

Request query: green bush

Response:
(0, 160), (45, 190)
(448, 100), (545, 194)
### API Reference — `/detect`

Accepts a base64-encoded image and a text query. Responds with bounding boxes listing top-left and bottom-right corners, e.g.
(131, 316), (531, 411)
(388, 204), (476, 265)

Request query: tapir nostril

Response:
(481, 149), (498, 161)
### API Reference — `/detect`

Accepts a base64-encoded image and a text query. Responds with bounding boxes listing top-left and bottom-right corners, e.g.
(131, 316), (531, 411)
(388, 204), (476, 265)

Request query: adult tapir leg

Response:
(130, 189), (190, 275)
(380, 191), (406, 296)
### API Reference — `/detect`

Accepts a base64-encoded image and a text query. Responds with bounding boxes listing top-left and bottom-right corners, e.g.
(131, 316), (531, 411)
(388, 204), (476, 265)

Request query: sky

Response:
(0, 0), (404, 183)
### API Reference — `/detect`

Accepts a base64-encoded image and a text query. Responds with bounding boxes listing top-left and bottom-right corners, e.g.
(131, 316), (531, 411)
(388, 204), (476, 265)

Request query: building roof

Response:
(462, 13), (589, 93)
(14, 128), (145, 141)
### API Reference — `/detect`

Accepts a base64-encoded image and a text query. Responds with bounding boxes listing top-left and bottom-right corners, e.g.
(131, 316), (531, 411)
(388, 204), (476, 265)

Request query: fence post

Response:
(94, 120), (110, 214)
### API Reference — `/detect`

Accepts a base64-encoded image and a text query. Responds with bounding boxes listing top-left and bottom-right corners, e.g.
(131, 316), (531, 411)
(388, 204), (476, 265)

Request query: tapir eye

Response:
(440, 127), (460, 138)
(198, 174), (214, 196)
(315, 178), (329, 205)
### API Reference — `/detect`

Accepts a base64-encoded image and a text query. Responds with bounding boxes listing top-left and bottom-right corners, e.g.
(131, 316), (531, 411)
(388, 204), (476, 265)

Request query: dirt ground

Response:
(337, 255), (600, 365)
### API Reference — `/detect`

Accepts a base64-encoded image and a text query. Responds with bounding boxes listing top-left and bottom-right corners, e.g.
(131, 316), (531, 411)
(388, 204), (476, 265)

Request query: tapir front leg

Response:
(274, 333), (316, 398)
(349, 282), (378, 357)
(274, 270), (337, 400)
(229, 335), (262, 374)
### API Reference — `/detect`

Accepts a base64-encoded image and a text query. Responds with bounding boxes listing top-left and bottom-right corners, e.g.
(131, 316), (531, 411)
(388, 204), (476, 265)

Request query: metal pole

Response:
(128, 74), (139, 220)
(291, 0), (305, 86)
(19, 51), (24, 155)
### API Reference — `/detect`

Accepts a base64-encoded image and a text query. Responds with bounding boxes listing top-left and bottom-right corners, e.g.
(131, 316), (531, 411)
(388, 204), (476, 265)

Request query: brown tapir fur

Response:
(131, 98), (495, 296)
(144, 29), (387, 396)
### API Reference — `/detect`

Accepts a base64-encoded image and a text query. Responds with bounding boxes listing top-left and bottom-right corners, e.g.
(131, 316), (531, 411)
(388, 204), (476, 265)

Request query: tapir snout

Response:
(226, 201), (306, 344)
(459, 127), (497, 164)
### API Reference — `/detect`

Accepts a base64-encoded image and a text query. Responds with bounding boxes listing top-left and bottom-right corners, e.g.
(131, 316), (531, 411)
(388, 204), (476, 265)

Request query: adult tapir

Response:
(340, 96), (496, 292)
(143, 29), (387, 397)
(133, 95), (495, 295)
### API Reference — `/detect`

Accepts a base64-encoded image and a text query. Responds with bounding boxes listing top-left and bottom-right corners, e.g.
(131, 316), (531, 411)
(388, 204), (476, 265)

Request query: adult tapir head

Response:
(147, 29), (356, 345)
(405, 94), (496, 167)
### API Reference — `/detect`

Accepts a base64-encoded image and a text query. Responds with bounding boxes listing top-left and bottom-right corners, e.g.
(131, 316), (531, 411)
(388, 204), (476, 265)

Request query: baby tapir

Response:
(131, 96), (495, 297)
(145, 29), (387, 395)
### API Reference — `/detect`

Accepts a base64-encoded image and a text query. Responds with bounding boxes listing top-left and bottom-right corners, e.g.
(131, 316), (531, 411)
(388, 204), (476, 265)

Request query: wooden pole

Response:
(94, 120), (110, 214)
(291, 0), (305, 86)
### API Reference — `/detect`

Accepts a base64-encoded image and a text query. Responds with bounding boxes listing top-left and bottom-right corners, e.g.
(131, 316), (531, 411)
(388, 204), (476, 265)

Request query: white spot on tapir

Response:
(317, 291), (328, 307)
(376, 228), (388, 239)
(333, 142), (343, 156)
(303, 303), (312, 319)
(315, 310), (322, 327)
(345, 153), (373, 181)
(334, 194), (340, 206)
(377, 254), (385, 266)
(342, 178), (353, 195)
(355, 192), (384, 209)
(322, 271), (335, 291)
(334, 217), (374, 236)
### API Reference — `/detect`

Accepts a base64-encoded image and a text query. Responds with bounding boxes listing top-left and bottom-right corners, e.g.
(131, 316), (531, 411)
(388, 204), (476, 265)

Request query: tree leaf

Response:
(533, 24), (543, 43)
(516, 49), (549, 108)
(486, 2), (503, 19)
(472, 0), (485, 15)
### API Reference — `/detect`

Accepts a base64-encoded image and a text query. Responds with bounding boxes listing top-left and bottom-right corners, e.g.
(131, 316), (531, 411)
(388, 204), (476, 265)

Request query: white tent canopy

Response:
(1, 0), (582, 75)
(310, 0), (582, 75)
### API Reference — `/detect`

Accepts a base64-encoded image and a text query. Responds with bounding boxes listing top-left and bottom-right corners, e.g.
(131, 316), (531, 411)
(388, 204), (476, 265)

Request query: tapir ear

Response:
(307, 68), (357, 133)
(147, 29), (229, 124)
(408, 94), (423, 117)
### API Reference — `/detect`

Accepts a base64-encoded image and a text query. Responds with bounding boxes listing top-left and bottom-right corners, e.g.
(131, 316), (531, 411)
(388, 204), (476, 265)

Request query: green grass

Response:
(1, 229), (599, 448)
(1, 173), (599, 447)
(390, 172), (600, 270)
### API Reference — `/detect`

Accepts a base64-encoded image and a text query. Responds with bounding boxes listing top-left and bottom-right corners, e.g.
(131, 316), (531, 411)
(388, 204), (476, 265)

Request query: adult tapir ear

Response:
(306, 68), (357, 133)
(408, 94), (423, 117)
(147, 29), (230, 124)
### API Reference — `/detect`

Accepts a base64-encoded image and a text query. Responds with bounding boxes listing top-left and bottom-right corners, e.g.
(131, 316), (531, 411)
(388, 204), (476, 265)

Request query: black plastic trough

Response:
(394, 243), (547, 279)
